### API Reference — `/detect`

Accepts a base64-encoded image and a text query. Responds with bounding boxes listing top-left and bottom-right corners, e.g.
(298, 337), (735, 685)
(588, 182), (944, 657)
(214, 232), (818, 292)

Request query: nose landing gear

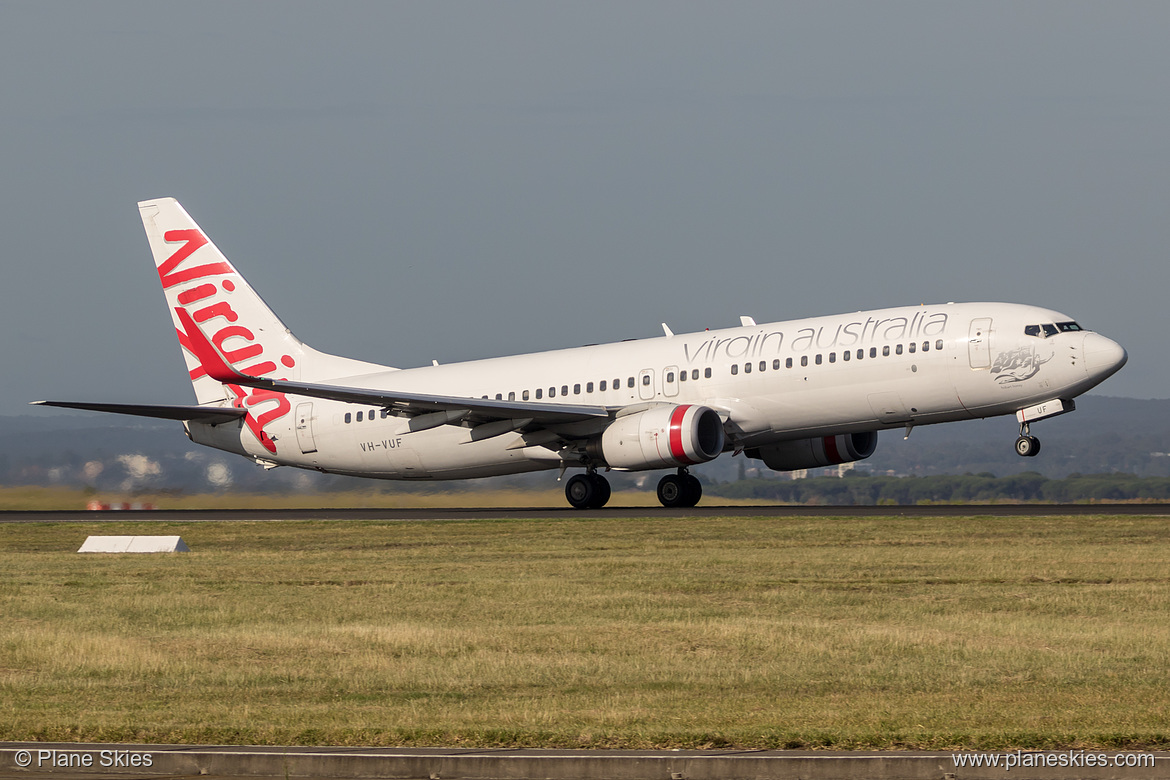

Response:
(1014, 422), (1041, 458)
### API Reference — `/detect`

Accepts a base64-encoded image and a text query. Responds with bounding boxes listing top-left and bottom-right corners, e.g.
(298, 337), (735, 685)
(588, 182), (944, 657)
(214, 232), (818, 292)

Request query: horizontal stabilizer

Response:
(31, 400), (246, 424)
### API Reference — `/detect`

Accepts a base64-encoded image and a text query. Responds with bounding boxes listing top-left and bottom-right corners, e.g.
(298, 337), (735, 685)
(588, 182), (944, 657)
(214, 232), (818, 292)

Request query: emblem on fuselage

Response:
(991, 345), (1053, 384)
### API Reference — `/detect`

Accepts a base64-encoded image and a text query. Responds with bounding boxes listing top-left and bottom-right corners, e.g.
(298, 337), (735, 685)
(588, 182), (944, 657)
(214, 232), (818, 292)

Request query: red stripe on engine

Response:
(668, 405), (697, 465)
(823, 435), (843, 464)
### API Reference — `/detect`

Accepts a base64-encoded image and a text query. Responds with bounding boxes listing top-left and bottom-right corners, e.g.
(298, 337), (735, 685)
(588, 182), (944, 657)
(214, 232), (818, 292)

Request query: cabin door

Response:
(295, 402), (318, 454)
(968, 318), (992, 369)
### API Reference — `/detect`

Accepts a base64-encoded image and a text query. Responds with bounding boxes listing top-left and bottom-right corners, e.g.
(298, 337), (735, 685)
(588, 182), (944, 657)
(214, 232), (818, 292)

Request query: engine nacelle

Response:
(746, 431), (878, 472)
(596, 404), (726, 470)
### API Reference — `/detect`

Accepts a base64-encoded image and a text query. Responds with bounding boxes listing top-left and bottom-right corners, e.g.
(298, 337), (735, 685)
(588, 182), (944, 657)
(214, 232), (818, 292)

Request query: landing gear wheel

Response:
(657, 472), (703, 508)
(565, 472), (611, 509)
(590, 473), (611, 508)
(1014, 435), (1041, 458)
(657, 474), (686, 508)
(683, 474), (702, 507)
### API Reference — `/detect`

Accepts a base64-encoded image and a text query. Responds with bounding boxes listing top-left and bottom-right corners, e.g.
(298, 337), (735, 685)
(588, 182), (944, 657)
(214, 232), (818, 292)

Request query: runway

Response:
(1, 743), (1165, 780)
(1, 503), (1168, 523)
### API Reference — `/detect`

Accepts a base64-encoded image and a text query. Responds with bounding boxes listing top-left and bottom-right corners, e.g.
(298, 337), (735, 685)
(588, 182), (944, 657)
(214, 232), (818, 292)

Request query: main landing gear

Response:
(1014, 422), (1041, 458)
(565, 471), (611, 509)
(656, 468), (703, 509)
(564, 467), (704, 509)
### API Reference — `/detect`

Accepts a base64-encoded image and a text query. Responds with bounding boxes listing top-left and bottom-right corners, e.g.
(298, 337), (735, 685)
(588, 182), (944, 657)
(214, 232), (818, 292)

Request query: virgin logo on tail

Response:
(160, 229), (294, 454)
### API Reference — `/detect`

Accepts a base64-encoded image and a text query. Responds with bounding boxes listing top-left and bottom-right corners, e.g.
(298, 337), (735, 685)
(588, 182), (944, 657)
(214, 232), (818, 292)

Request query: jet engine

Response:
(594, 404), (726, 470)
(746, 431), (878, 472)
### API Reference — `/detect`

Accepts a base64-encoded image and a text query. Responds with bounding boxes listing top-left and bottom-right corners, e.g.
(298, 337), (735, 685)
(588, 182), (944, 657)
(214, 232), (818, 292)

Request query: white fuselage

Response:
(187, 301), (1125, 480)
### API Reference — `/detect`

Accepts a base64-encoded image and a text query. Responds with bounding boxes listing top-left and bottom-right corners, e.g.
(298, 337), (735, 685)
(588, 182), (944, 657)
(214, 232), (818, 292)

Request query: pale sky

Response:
(4, 1), (1166, 416)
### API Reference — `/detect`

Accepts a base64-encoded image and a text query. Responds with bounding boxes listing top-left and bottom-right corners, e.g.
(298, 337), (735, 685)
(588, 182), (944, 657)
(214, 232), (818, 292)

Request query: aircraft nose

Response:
(1083, 332), (1127, 379)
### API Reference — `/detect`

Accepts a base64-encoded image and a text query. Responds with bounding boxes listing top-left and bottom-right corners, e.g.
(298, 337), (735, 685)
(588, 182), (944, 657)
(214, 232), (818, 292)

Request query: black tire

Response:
(657, 473), (688, 508)
(590, 473), (611, 508)
(1014, 435), (1041, 457)
(682, 474), (703, 507)
(565, 473), (597, 509)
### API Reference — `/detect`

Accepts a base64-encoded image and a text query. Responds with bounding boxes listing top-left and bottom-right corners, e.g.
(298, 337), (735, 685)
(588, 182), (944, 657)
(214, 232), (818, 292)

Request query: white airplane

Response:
(37, 198), (1128, 508)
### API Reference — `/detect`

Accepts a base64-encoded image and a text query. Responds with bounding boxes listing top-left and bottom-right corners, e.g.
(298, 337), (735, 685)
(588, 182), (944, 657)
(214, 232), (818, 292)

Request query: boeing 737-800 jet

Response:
(36, 198), (1128, 508)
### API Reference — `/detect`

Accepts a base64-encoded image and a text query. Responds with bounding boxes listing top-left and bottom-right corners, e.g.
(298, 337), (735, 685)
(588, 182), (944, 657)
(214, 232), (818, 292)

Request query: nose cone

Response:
(1083, 332), (1128, 381)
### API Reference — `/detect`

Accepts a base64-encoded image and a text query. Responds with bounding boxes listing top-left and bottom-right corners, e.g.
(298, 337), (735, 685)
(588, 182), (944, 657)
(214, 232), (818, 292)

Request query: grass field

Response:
(2, 513), (1168, 750)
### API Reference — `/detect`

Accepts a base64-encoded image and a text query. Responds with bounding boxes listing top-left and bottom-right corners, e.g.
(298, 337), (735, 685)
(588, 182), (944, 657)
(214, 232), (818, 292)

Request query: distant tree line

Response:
(708, 472), (1170, 504)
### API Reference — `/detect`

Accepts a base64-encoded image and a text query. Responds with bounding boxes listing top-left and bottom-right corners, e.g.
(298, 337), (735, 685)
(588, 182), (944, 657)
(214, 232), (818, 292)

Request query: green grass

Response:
(1, 514), (1168, 749)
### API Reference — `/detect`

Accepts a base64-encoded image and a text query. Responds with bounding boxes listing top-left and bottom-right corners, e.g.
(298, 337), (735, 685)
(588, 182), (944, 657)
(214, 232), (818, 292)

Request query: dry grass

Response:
(1, 514), (1168, 749)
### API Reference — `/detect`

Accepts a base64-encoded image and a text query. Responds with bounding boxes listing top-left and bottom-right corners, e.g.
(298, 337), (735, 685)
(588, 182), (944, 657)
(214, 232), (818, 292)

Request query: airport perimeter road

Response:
(1, 744), (1166, 780)
(2, 504), (1169, 523)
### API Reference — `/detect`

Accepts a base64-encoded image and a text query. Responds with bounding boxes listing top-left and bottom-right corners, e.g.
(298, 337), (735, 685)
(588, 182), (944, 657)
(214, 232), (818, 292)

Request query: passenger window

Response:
(815, 354), (822, 365)
(584, 382), (591, 393)
(562, 385), (569, 396)
(344, 412), (351, 424)
(665, 372), (674, 383)
(641, 375), (650, 386)
(573, 384), (581, 395)
(843, 350), (850, 361)
(786, 357), (793, 368)
(858, 349), (864, 360)
(678, 372), (686, 382)
(549, 387), (556, 398)
(523, 390), (530, 400)
(495, 393), (503, 400)
(600, 380), (607, 391)
(773, 359), (780, 370)
(935, 339), (943, 350)
(508, 392), (516, 401)
(370, 409), (377, 421)
(759, 361), (766, 372)
(801, 355), (808, 367)
(536, 388), (542, 399)
(744, 363), (751, 374)
(692, 369), (699, 380)
(731, 364), (739, 375)
(922, 341), (929, 352)
(356, 411), (363, 422)
(895, 344), (903, 355)
(704, 368), (712, 378)
(829, 352), (836, 363)
(908, 342), (916, 353)
(628, 377), (636, 388)
(883, 346), (890, 357)
(870, 347), (877, 358)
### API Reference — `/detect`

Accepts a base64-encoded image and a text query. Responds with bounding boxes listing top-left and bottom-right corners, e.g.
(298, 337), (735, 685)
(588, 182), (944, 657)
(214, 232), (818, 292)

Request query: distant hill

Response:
(861, 396), (1170, 478)
(5, 395), (1168, 494)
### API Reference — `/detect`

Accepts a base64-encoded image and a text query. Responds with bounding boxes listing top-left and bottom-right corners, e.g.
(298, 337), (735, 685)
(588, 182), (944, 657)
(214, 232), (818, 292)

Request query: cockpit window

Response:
(1025, 323), (1064, 338)
(1057, 321), (1083, 332)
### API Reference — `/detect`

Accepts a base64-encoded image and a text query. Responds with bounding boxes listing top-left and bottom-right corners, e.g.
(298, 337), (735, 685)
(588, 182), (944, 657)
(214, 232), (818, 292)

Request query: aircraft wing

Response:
(30, 400), (247, 424)
(175, 308), (611, 426)
(238, 376), (611, 423)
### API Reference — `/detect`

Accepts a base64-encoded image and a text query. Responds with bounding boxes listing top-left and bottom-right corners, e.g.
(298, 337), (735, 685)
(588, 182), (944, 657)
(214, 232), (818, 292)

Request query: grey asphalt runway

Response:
(1, 504), (1168, 523)
(1, 743), (1165, 780)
